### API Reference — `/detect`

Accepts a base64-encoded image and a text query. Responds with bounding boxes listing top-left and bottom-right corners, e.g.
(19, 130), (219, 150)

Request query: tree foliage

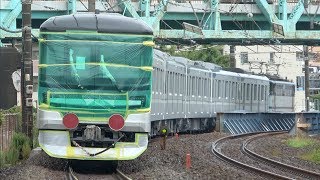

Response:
(159, 45), (230, 68)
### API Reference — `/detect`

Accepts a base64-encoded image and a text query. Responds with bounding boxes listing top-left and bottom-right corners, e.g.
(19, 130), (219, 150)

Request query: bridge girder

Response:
(1, 0), (320, 45)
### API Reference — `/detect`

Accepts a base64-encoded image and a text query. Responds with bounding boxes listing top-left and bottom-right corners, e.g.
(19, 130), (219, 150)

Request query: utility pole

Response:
(304, 45), (310, 112)
(21, 0), (33, 146)
(88, 0), (96, 12)
(230, 45), (236, 68)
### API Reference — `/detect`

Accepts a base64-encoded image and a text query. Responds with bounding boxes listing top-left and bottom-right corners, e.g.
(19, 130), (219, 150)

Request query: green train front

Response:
(37, 14), (154, 160)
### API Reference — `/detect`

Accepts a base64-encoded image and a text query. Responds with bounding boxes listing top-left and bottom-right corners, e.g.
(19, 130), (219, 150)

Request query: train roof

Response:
(269, 80), (295, 85)
(40, 13), (153, 35)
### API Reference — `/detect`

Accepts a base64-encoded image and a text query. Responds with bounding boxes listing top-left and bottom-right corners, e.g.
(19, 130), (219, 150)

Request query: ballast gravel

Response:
(0, 132), (319, 180)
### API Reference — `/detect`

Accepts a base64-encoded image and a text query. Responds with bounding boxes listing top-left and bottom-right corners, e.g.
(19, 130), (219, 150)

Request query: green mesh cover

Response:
(38, 32), (153, 121)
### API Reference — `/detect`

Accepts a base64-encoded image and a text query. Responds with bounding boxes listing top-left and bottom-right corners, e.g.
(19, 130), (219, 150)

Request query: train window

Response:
(175, 73), (178, 94)
(204, 78), (209, 97)
(164, 71), (168, 94)
(238, 83), (240, 100)
(232, 82), (236, 99)
(192, 76), (195, 96)
(226, 81), (229, 98)
(193, 77), (198, 96)
(261, 85), (264, 101)
(254, 84), (257, 100)
(218, 80), (221, 98)
(161, 69), (164, 94)
(199, 77), (202, 96)
(241, 83), (245, 101)
(246, 84), (249, 100)
(258, 85), (260, 101)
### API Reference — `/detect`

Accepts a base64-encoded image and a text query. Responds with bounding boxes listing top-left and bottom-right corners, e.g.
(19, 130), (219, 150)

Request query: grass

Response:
(286, 136), (320, 164)
(286, 136), (316, 148)
(0, 133), (32, 167)
(302, 148), (320, 164)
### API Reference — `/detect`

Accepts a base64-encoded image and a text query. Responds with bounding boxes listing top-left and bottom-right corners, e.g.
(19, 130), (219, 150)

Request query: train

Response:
(37, 13), (295, 163)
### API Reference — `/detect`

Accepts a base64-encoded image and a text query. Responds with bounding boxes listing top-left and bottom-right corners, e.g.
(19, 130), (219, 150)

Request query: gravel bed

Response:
(0, 150), (67, 180)
(248, 133), (320, 174)
(118, 132), (261, 179)
(1, 132), (319, 180)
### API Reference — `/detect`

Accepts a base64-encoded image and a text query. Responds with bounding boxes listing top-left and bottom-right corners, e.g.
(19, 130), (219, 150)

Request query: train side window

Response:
(253, 84), (257, 100)
(246, 84), (250, 100)
(191, 76), (194, 96)
(161, 69), (164, 94)
(261, 85), (265, 101)
(175, 73), (178, 95)
(205, 78), (208, 97)
(218, 80), (221, 98)
(241, 83), (245, 101)
(225, 81), (229, 98)
(258, 85), (260, 101)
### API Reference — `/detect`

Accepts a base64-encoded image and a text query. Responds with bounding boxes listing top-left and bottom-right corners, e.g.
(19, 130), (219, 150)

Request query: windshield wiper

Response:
(100, 55), (123, 92)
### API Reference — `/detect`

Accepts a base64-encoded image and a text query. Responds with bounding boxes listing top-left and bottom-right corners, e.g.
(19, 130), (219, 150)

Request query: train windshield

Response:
(38, 32), (153, 120)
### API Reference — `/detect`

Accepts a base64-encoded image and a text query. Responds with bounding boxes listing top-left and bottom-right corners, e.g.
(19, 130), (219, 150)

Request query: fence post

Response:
(215, 113), (224, 132)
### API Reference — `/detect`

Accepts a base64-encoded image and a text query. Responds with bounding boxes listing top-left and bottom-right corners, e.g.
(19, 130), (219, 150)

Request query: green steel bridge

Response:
(1, 0), (320, 45)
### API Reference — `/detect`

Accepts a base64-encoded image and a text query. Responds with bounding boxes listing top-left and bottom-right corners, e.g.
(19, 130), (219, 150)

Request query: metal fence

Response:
(216, 112), (320, 135)
(0, 114), (19, 152)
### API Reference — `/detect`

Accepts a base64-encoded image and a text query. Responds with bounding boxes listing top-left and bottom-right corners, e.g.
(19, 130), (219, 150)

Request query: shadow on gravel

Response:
(69, 160), (118, 174)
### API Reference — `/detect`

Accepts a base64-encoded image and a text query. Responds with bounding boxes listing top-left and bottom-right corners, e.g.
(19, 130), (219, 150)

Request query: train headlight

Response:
(108, 114), (125, 131)
(63, 113), (79, 129)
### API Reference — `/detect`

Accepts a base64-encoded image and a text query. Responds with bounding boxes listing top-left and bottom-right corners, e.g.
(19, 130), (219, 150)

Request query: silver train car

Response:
(150, 50), (295, 135)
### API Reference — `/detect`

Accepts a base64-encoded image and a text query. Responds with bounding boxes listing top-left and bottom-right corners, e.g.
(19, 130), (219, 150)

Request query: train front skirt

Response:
(38, 130), (148, 160)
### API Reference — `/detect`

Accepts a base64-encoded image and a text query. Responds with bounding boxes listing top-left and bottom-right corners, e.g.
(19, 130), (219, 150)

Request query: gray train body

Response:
(150, 50), (295, 135)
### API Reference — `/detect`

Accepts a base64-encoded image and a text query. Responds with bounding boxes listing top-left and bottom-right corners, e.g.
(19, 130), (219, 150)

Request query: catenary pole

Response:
(304, 45), (310, 112)
(21, 0), (33, 146)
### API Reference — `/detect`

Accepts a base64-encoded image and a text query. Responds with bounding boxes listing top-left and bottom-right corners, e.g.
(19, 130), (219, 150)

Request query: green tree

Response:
(159, 45), (230, 68)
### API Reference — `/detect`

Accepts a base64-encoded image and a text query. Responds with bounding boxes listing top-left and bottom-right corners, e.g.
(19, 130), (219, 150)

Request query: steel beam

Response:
(158, 29), (320, 45)
(117, 0), (140, 19)
(288, 0), (304, 30)
(140, 0), (150, 17)
(255, 0), (278, 23)
(278, 0), (287, 21)
(150, 0), (169, 30)
(1, 0), (22, 30)
(67, 0), (76, 14)
(205, 0), (221, 31)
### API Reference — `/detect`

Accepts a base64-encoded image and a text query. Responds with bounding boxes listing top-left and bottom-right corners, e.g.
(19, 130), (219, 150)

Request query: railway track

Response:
(66, 161), (131, 180)
(212, 131), (320, 180)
